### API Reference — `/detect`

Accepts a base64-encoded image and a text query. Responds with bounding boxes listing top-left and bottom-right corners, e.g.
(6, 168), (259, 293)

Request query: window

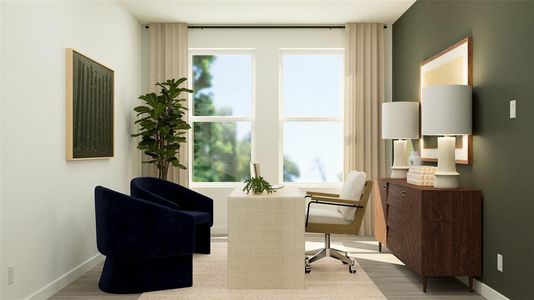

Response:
(188, 28), (345, 186)
(280, 51), (344, 183)
(190, 52), (254, 183)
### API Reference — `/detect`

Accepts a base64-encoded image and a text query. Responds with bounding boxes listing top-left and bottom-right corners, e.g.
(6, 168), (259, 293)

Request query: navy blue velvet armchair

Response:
(94, 186), (195, 294)
(130, 177), (213, 254)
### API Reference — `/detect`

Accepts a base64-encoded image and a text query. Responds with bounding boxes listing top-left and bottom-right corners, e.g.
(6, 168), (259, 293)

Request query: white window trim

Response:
(188, 49), (256, 187)
(278, 49), (345, 185)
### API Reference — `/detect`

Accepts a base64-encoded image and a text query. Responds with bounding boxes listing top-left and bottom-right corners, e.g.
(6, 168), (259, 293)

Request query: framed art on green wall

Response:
(420, 37), (472, 164)
(66, 49), (114, 160)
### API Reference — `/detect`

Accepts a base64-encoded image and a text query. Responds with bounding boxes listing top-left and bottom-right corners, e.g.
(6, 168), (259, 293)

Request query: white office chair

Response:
(305, 171), (372, 273)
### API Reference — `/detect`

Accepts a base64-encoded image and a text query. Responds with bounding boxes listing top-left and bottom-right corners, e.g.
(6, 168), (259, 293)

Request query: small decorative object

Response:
(407, 166), (437, 186)
(250, 162), (261, 178)
(132, 78), (193, 180)
(243, 176), (276, 194)
(66, 48), (114, 160)
(420, 37), (472, 164)
(409, 151), (422, 166)
(381, 102), (420, 178)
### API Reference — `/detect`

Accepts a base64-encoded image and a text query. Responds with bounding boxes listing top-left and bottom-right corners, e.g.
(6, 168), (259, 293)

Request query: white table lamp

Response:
(422, 85), (472, 188)
(382, 102), (419, 178)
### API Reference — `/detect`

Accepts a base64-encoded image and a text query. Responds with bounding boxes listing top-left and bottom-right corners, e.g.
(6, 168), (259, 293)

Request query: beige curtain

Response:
(344, 23), (386, 236)
(144, 23), (189, 186)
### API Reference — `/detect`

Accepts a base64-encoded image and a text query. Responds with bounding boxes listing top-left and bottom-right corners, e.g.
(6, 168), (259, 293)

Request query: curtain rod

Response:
(144, 25), (387, 29)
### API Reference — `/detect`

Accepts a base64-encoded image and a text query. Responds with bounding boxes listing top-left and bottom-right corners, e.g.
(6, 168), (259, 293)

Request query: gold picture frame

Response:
(419, 37), (473, 165)
(66, 49), (115, 160)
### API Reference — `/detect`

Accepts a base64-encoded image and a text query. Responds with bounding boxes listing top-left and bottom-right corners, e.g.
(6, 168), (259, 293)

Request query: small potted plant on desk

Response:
(243, 176), (276, 194)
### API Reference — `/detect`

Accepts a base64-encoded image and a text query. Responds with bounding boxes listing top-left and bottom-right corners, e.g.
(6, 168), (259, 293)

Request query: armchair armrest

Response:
(169, 184), (213, 214)
(95, 186), (195, 259)
(130, 178), (213, 225)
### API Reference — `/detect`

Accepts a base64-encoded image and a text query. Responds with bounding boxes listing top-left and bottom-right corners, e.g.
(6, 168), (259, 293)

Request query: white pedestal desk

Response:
(227, 186), (305, 289)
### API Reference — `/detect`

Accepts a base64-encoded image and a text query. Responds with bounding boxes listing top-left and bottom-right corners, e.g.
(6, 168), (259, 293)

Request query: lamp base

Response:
(434, 136), (460, 188)
(391, 167), (409, 179)
(391, 140), (409, 179)
(434, 172), (460, 188)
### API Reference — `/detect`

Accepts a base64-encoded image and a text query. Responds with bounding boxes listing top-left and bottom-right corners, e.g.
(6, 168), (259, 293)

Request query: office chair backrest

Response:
(350, 180), (373, 233)
(337, 171), (367, 221)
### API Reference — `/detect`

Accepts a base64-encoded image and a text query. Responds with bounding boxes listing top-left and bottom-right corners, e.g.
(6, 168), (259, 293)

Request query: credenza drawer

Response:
(387, 227), (406, 262)
(386, 205), (403, 229)
(379, 181), (388, 199)
(387, 183), (417, 209)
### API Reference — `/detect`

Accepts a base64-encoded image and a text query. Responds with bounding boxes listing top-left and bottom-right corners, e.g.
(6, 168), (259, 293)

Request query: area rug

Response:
(139, 241), (386, 300)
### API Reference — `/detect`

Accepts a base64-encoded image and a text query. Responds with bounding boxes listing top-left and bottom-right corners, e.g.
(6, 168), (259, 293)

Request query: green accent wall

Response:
(393, 1), (534, 298)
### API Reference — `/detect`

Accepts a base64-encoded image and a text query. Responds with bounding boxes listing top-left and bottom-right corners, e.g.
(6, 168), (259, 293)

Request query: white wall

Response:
(0, 1), (140, 299)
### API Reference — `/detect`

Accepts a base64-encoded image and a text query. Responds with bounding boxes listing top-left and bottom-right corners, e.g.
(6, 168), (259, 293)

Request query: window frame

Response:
(278, 49), (345, 186)
(188, 49), (256, 187)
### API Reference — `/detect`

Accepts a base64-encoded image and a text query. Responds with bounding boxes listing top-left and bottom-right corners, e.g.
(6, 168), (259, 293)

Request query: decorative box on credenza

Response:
(374, 178), (481, 292)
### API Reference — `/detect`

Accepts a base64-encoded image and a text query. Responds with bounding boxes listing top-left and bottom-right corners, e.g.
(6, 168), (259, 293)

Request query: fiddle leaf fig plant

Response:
(132, 78), (193, 180)
(243, 176), (276, 194)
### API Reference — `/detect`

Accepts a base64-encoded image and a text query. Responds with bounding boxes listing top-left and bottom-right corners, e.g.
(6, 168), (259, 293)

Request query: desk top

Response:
(229, 185), (304, 199)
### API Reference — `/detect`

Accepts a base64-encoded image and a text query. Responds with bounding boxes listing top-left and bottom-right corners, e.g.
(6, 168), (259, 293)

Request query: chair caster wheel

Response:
(349, 261), (357, 273)
(305, 257), (311, 273)
(305, 265), (311, 273)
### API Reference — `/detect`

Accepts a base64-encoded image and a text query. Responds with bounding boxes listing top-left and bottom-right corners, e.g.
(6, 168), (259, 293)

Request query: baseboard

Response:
(25, 253), (105, 300)
(457, 277), (509, 300)
(212, 225), (227, 235)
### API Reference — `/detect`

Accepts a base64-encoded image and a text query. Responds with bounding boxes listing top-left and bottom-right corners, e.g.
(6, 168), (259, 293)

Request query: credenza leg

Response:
(469, 276), (473, 292)
(378, 242), (382, 252)
(423, 276), (427, 293)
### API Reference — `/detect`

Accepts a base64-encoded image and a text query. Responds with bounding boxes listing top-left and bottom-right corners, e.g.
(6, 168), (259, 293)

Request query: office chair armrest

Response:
(305, 199), (364, 227)
(305, 191), (340, 198)
(310, 195), (361, 206)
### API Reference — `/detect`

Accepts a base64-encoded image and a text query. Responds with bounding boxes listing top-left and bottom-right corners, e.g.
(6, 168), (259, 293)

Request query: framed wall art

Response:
(420, 37), (472, 164)
(66, 49), (114, 160)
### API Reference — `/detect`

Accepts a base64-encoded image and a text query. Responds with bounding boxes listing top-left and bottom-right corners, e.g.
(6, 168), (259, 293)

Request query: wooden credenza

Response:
(375, 178), (481, 292)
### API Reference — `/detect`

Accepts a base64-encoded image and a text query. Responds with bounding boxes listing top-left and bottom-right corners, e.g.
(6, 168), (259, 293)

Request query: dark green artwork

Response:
(71, 50), (114, 159)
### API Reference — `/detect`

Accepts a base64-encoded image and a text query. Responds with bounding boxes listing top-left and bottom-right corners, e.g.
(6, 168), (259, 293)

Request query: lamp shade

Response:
(382, 102), (419, 139)
(421, 85), (472, 136)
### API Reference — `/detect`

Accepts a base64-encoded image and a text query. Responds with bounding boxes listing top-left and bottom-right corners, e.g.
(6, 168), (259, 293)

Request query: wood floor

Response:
(50, 236), (485, 300)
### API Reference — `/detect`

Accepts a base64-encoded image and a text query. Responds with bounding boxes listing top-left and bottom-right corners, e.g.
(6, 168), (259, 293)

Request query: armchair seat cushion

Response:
(180, 210), (211, 225)
(307, 208), (352, 225)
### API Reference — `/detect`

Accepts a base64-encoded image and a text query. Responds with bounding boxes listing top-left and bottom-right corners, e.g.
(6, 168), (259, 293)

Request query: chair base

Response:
(305, 233), (356, 273)
(99, 255), (192, 294)
(195, 224), (211, 254)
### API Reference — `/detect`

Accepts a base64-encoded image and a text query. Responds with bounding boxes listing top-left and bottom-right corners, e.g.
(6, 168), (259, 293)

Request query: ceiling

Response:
(119, 0), (416, 25)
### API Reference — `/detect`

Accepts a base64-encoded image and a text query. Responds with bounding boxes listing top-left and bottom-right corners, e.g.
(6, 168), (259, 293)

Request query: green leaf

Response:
(133, 106), (151, 113)
(175, 78), (187, 85)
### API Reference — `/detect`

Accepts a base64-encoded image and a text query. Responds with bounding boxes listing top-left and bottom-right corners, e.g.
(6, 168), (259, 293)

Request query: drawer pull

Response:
(383, 184), (387, 189)
(401, 191), (406, 197)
